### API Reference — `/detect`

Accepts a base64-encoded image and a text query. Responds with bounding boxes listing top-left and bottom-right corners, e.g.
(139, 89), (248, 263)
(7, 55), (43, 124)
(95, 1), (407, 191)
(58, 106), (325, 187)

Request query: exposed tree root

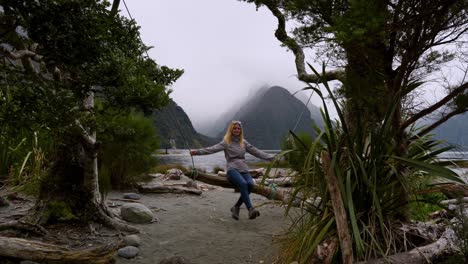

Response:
(0, 236), (123, 264)
(95, 200), (140, 234)
(0, 220), (48, 236)
(23, 198), (139, 234)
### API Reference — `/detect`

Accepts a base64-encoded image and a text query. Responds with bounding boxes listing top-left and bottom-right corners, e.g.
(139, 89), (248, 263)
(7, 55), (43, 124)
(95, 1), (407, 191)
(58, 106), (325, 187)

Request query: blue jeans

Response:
(227, 169), (254, 209)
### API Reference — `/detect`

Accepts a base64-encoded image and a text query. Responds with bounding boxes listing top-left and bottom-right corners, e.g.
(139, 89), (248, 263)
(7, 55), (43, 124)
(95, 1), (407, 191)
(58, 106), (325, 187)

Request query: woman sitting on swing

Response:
(190, 120), (274, 220)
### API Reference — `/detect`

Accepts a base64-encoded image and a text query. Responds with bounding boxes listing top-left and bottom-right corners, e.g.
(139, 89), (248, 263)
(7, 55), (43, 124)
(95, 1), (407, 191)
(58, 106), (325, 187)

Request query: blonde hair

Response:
(223, 121), (244, 147)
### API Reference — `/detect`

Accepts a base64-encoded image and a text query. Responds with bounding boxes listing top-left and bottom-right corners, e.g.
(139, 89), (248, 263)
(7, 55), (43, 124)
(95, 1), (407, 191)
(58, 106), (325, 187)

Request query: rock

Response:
(123, 193), (141, 200)
(20, 261), (40, 264)
(124, 234), (141, 247)
(120, 203), (154, 223)
(159, 256), (193, 264)
(164, 169), (184, 180)
(118, 246), (139, 259)
(184, 180), (198, 189)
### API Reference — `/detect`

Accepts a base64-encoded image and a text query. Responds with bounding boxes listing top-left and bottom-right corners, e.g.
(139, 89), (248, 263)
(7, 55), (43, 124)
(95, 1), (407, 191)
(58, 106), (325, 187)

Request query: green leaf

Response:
(392, 156), (463, 183)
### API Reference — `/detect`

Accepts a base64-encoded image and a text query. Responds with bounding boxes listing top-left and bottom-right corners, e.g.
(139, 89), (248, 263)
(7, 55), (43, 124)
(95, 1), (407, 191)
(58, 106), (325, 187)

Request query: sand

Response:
(113, 187), (289, 264)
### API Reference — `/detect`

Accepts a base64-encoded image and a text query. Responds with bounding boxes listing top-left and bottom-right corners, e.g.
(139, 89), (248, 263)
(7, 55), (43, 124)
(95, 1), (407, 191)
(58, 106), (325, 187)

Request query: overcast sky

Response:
(122, 0), (322, 130)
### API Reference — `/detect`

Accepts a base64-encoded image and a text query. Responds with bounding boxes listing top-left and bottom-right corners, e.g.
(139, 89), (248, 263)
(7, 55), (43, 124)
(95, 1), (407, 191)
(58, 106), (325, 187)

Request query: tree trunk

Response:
(24, 93), (137, 232)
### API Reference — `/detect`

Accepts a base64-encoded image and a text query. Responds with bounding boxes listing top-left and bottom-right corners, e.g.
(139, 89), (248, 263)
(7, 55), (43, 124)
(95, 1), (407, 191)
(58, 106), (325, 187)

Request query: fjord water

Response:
(155, 149), (280, 172)
(155, 150), (468, 180)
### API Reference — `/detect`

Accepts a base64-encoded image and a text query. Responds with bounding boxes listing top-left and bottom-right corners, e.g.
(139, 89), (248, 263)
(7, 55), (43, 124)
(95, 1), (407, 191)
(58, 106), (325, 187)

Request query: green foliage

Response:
(45, 201), (77, 223)
(278, 66), (462, 262)
(0, 128), (53, 196)
(0, 1), (182, 208)
(281, 132), (315, 172)
(0, 0), (182, 144)
(97, 111), (159, 188)
(409, 192), (445, 222)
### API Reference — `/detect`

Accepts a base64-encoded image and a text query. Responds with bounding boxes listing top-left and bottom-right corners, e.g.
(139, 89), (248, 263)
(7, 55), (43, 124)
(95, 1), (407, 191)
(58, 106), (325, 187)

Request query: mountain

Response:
(197, 86), (273, 137)
(213, 86), (319, 149)
(432, 113), (468, 149)
(151, 99), (216, 149)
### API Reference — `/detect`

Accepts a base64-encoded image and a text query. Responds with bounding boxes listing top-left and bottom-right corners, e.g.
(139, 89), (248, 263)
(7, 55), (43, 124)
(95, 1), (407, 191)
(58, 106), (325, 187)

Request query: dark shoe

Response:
(248, 207), (260, 219)
(231, 206), (240, 220)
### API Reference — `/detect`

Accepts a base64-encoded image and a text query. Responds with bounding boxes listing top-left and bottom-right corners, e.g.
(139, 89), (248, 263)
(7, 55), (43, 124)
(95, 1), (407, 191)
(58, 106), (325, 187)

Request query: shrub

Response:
(97, 111), (160, 189)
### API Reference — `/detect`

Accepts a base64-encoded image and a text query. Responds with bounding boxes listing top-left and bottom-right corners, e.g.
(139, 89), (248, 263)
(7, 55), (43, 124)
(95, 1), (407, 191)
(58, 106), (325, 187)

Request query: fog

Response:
(122, 0), (323, 131)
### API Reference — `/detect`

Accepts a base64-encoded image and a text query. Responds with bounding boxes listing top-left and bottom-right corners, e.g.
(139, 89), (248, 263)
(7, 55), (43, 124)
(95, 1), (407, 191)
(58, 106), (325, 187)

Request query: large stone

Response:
(118, 246), (139, 259)
(120, 203), (153, 223)
(124, 234), (141, 247)
(123, 193), (141, 200)
(164, 169), (184, 180)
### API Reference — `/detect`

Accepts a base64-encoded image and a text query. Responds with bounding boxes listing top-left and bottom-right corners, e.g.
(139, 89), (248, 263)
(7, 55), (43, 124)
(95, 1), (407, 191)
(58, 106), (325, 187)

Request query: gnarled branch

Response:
(262, 2), (344, 83)
(402, 82), (468, 130)
(415, 108), (465, 138)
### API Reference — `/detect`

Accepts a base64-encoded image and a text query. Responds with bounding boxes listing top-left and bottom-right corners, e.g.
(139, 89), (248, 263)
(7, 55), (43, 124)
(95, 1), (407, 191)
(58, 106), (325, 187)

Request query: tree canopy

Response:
(0, 0), (183, 136)
(241, 0), (468, 135)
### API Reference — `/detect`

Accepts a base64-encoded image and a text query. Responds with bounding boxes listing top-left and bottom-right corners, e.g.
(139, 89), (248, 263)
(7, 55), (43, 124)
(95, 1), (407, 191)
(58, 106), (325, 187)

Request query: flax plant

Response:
(277, 65), (462, 263)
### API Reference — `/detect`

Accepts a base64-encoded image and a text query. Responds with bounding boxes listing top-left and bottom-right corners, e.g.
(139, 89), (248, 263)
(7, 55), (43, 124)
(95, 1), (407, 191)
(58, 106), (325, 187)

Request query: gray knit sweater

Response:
(194, 136), (274, 172)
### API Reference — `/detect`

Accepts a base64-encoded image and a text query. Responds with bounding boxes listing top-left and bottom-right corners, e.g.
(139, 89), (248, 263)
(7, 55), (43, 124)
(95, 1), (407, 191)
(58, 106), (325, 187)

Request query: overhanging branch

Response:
(402, 82), (468, 129)
(262, 2), (343, 83)
(415, 108), (465, 138)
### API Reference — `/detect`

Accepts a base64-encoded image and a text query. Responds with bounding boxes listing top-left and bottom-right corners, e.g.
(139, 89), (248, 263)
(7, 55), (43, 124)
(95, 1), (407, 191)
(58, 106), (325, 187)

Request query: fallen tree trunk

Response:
(0, 236), (122, 264)
(362, 228), (458, 264)
(194, 171), (288, 202)
(137, 183), (202, 195)
(255, 177), (294, 187)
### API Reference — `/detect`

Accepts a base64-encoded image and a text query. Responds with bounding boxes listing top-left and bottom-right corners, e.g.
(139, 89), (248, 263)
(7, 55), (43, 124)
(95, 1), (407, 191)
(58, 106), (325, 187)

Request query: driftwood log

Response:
(361, 228), (458, 264)
(0, 236), (122, 264)
(321, 152), (354, 264)
(137, 182), (202, 195)
(193, 171), (288, 202)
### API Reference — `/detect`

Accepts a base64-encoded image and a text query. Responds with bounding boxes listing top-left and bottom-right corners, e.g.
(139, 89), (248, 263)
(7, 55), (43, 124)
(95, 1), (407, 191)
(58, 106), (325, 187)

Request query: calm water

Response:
(155, 150), (468, 179)
(155, 149), (279, 172)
